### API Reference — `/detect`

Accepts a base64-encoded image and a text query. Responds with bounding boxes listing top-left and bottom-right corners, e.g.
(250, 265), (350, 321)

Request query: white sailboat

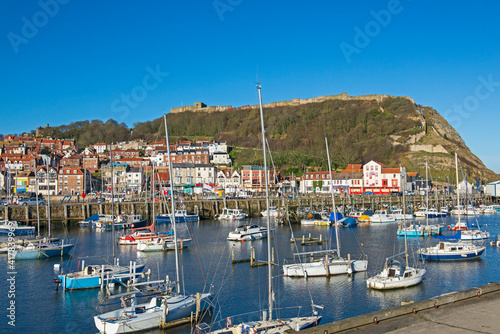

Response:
(368, 213), (426, 290)
(283, 137), (368, 278)
(94, 114), (212, 333)
(199, 84), (322, 333)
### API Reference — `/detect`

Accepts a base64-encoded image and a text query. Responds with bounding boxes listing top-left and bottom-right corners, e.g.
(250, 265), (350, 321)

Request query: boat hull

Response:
(420, 248), (485, 261)
(58, 265), (146, 290)
(283, 259), (368, 277)
(367, 270), (426, 290)
(12, 243), (74, 260)
(94, 293), (212, 334)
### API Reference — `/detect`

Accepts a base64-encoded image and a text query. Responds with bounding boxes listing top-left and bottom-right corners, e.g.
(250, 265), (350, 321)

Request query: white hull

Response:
(367, 268), (426, 290)
(283, 258), (367, 277)
(95, 293), (212, 334)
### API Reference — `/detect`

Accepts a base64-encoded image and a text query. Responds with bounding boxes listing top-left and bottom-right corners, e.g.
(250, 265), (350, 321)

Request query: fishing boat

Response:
(200, 84), (322, 333)
(0, 220), (35, 236)
(94, 113), (213, 333)
(370, 209), (396, 223)
(156, 209), (200, 223)
(215, 208), (248, 220)
(419, 241), (485, 261)
(283, 137), (367, 278)
(227, 224), (268, 241)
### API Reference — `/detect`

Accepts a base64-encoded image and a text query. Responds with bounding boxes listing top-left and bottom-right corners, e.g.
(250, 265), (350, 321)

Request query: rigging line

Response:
(457, 157), (481, 228)
(187, 220), (208, 287)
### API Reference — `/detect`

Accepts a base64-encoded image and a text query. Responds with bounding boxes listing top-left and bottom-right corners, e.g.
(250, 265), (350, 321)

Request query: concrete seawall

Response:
(1, 194), (493, 226)
(292, 282), (500, 333)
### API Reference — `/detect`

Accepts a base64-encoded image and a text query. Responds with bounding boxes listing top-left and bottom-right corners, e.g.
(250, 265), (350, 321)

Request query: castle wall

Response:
(170, 93), (415, 114)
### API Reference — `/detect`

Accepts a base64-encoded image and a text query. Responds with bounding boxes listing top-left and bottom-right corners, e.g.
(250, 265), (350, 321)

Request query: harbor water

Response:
(1, 214), (499, 333)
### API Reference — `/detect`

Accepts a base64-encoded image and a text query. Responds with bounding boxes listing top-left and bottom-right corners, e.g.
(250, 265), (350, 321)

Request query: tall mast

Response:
(455, 150), (461, 227)
(35, 167), (40, 238)
(325, 137), (340, 256)
(152, 163), (155, 229)
(257, 84), (273, 321)
(46, 159), (51, 239)
(110, 146), (116, 259)
(164, 113), (181, 293)
(425, 161), (429, 227)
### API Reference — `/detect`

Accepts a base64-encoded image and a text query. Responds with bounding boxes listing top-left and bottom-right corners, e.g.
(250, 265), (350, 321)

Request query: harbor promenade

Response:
(294, 282), (500, 333)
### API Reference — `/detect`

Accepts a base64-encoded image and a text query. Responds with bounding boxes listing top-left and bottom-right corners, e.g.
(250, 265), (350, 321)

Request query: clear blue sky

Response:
(1, 1), (499, 173)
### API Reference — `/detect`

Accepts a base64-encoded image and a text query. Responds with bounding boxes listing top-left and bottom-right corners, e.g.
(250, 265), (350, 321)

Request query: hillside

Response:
(134, 95), (496, 183)
(35, 94), (497, 183)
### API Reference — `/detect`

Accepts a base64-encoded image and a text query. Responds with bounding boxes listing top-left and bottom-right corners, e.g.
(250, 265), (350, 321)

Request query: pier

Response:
(294, 282), (500, 334)
(1, 193), (494, 226)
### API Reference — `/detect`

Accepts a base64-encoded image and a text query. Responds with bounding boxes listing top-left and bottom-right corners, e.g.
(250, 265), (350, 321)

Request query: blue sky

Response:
(1, 1), (499, 173)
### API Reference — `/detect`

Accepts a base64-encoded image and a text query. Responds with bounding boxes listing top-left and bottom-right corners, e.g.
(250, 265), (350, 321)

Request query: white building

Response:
(125, 167), (145, 192)
(216, 170), (241, 190)
(485, 180), (500, 197)
(211, 152), (231, 165)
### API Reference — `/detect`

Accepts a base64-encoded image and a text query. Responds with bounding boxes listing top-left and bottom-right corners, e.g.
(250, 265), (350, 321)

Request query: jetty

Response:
(294, 282), (500, 333)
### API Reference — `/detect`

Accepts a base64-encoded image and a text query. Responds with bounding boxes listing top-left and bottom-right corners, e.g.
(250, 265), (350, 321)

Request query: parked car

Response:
(18, 197), (47, 206)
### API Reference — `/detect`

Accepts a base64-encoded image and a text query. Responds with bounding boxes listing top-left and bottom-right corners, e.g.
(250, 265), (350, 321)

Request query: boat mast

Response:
(110, 146), (116, 259)
(455, 150), (461, 228)
(164, 113), (181, 293)
(257, 84), (273, 321)
(425, 160), (429, 227)
(46, 159), (51, 239)
(35, 167), (40, 238)
(152, 163), (155, 231)
(325, 137), (340, 256)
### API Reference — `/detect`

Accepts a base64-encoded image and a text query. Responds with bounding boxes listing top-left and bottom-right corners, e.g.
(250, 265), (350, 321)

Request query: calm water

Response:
(1, 214), (499, 334)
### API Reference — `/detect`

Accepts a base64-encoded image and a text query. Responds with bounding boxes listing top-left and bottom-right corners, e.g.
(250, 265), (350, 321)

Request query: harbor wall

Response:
(1, 193), (494, 226)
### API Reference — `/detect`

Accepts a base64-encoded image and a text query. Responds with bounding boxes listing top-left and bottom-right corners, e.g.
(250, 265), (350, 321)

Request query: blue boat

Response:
(419, 241), (485, 261)
(57, 263), (146, 290)
(156, 210), (200, 224)
(0, 220), (35, 236)
(12, 241), (74, 260)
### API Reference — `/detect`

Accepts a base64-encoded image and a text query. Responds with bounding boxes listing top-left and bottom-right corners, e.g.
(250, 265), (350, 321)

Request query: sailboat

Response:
(282, 137), (368, 277)
(57, 148), (145, 290)
(199, 84), (322, 333)
(368, 206), (426, 289)
(11, 164), (74, 260)
(419, 151), (486, 261)
(94, 114), (213, 333)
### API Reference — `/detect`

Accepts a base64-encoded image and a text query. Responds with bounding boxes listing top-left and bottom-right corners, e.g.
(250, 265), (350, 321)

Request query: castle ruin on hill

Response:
(170, 92), (415, 114)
